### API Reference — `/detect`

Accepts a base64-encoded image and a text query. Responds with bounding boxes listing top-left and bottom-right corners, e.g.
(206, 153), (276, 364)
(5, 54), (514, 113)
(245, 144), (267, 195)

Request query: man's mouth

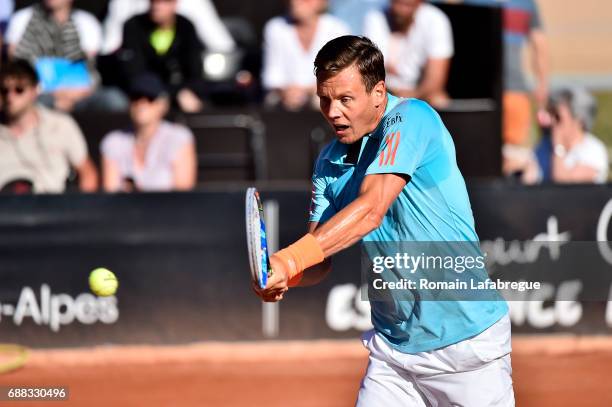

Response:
(334, 124), (350, 134)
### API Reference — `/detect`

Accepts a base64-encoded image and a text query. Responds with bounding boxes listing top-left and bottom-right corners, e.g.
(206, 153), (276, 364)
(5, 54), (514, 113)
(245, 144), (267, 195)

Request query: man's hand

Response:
(177, 88), (204, 113)
(251, 254), (290, 302)
(281, 86), (310, 111)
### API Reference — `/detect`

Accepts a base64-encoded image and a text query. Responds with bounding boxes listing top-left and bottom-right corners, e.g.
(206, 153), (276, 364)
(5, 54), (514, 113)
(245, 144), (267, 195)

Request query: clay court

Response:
(1, 336), (611, 406)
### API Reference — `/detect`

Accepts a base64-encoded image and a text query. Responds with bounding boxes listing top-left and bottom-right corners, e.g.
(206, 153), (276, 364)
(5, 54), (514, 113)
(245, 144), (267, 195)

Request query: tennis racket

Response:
(245, 187), (272, 289)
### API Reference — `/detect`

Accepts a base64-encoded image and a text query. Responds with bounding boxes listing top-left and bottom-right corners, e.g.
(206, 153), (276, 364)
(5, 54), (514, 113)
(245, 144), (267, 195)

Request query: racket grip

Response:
(275, 233), (325, 286)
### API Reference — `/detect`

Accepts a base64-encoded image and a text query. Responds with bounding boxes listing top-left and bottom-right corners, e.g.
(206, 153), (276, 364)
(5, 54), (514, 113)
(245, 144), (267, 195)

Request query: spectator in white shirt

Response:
(506, 87), (610, 184)
(0, 0), (14, 65)
(101, 0), (235, 55)
(262, 0), (350, 111)
(0, 0), (13, 33)
(363, 0), (453, 107)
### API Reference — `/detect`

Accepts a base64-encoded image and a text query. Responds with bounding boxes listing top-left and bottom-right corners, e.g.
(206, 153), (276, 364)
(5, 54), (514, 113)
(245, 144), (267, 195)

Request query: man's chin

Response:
(337, 133), (358, 144)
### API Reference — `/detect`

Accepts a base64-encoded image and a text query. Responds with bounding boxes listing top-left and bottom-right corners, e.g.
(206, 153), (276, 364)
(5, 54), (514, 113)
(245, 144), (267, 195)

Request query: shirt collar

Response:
(369, 92), (402, 140)
(322, 93), (403, 165)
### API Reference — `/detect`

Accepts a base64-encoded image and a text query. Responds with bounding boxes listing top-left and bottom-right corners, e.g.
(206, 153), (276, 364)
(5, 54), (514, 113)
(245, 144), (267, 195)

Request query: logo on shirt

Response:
(379, 132), (401, 167)
(383, 113), (403, 131)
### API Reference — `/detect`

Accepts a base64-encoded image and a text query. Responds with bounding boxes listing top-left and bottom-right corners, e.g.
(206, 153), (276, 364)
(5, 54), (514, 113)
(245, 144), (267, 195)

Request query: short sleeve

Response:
(72, 10), (102, 55)
(308, 155), (338, 223)
(261, 18), (288, 90)
(528, 0), (543, 30)
(61, 116), (88, 167)
(5, 7), (32, 46)
(363, 10), (390, 58)
(168, 125), (195, 161)
(426, 7), (454, 59)
(100, 131), (126, 162)
(366, 100), (438, 178)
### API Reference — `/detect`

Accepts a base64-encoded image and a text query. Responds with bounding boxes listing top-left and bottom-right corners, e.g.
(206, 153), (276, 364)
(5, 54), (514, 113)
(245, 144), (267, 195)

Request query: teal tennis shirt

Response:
(309, 93), (508, 353)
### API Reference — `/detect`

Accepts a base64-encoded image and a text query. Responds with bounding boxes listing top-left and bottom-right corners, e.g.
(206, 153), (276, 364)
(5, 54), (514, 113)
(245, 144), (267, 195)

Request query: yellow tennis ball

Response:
(89, 268), (118, 297)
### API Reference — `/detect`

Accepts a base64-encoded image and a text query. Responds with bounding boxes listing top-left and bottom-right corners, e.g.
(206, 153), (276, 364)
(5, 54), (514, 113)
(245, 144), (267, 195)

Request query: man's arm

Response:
(529, 29), (549, 110)
(298, 222), (332, 286)
(172, 140), (197, 190)
(312, 172), (408, 256)
(551, 154), (600, 183)
(392, 58), (450, 106)
(76, 157), (99, 192)
(260, 172), (408, 298)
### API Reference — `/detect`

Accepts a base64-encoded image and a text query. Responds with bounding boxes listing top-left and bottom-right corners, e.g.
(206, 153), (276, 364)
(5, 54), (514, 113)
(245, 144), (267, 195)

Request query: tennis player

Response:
(253, 35), (514, 406)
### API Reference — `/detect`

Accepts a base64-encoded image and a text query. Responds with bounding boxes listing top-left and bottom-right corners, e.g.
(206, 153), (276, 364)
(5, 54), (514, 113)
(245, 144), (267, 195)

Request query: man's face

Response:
(150, 0), (178, 25)
(390, 0), (421, 25)
(129, 96), (168, 128)
(0, 78), (38, 120)
(317, 64), (386, 144)
(290, 0), (326, 22)
(551, 103), (582, 142)
(43, 0), (73, 11)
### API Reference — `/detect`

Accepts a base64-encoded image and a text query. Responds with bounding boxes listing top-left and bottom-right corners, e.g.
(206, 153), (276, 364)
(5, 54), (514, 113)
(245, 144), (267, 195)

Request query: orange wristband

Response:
(274, 233), (325, 287)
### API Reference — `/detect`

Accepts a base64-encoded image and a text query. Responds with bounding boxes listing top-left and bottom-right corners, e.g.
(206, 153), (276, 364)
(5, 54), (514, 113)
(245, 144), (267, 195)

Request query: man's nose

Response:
(325, 101), (342, 120)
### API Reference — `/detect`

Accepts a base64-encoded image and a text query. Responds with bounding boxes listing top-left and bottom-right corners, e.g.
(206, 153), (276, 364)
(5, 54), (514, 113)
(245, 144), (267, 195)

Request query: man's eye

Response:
(341, 97), (351, 104)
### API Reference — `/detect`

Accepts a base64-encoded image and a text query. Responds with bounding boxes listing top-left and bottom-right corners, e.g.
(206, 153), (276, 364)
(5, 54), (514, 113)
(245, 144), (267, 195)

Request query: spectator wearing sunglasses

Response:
(0, 59), (98, 193)
(100, 73), (197, 192)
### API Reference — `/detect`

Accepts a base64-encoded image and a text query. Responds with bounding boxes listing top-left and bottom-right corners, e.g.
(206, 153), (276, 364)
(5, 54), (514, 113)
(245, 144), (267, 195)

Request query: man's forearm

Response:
(78, 159), (99, 192)
(311, 194), (383, 258)
(299, 258), (332, 286)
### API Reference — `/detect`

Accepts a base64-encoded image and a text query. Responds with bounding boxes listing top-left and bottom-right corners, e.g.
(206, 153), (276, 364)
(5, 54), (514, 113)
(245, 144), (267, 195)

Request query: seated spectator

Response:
(118, 0), (207, 113)
(101, 0), (235, 55)
(432, 0), (549, 146)
(363, 0), (453, 107)
(0, 59), (98, 193)
(535, 87), (608, 183)
(5, 0), (128, 112)
(0, 0), (13, 65)
(504, 87), (609, 184)
(0, 0), (13, 35)
(101, 73), (197, 192)
(262, 0), (350, 111)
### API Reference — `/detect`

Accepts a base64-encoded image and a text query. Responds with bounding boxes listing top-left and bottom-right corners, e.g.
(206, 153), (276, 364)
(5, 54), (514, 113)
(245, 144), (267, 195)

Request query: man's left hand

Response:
(251, 254), (291, 302)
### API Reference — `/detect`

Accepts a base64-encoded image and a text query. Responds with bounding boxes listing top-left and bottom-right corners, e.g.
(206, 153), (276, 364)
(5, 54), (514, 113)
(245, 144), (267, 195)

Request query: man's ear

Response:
(373, 80), (386, 107)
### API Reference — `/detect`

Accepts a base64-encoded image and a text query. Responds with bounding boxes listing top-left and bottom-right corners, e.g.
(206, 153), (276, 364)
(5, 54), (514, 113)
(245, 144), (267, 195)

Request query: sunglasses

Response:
(0, 86), (26, 96)
(129, 94), (157, 103)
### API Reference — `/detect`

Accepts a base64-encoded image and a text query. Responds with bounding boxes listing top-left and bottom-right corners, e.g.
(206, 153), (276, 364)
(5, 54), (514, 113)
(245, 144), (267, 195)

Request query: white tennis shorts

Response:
(356, 314), (514, 407)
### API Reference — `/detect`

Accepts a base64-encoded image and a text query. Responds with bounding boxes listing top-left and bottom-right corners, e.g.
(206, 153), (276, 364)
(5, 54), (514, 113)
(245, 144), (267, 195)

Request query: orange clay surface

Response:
(1, 336), (612, 407)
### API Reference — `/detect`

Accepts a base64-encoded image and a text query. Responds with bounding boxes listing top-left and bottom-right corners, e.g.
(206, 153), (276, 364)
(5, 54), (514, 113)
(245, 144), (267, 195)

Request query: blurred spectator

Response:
(101, 73), (197, 192)
(118, 0), (207, 113)
(262, 0), (350, 111)
(0, 0), (13, 65)
(432, 0), (549, 145)
(101, 0), (235, 56)
(5, 0), (128, 112)
(0, 59), (98, 193)
(535, 87), (608, 183)
(504, 87), (608, 184)
(0, 0), (13, 34)
(364, 0), (453, 107)
(328, 0), (388, 34)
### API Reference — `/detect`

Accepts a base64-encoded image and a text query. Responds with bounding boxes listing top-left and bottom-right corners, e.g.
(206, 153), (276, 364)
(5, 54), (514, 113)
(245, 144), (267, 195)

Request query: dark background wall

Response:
(0, 184), (611, 347)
